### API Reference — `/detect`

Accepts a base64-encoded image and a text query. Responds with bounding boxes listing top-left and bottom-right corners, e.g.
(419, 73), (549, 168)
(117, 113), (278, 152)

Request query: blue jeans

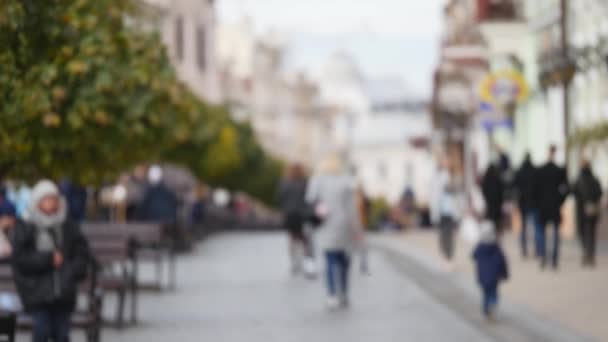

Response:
(31, 305), (71, 342)
(482, 285), (498, 316)
(521, 210), (542, 257)
(325, 251), (350, 297)
(539, 218), (561, 268)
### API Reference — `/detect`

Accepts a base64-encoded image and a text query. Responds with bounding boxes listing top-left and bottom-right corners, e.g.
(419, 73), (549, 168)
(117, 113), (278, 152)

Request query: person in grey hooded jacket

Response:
(12, 180), (90, 342)
(307, 154), (362, 309)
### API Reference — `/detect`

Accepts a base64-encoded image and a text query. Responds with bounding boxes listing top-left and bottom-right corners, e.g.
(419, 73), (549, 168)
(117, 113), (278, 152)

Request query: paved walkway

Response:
(375, 228), (607, 341)
(32, 232), (590, 342)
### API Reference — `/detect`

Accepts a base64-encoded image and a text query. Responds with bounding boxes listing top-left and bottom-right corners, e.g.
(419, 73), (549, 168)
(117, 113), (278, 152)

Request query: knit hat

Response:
(26, 180), (67, 231)
(0, 201), (16, 218)
(30, 180), (61, 207)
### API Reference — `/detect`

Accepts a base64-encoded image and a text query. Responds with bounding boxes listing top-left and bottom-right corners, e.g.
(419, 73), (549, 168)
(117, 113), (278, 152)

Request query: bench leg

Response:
(131, 261), (138, 324)
(155, 251), (163, 290)
(169, 248), (177, 291)
(116, 288), (126, 329)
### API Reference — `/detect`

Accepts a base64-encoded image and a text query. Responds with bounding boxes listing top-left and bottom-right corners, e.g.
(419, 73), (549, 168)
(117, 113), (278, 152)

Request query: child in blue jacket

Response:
(473, 224), (509, 320)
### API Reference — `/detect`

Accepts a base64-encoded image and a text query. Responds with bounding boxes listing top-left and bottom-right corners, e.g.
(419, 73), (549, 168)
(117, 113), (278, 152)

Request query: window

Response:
(196, 25), (206, 71)
(175, 16), (184, 61)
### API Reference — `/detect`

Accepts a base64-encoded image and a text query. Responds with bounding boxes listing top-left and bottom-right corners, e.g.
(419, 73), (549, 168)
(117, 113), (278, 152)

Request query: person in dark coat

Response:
(473, 224), (509, 321)
(126, 165), (148, 221)
(573, 159), (603, 267)
(536, 146), (569, 269)
(59, 179), (88, 222)
(12, 180), (90, 342)
(481, 163), (505, 236)
(513, 153), (541, 258)
(277, 163), (313, 275)
(137, 166), (178, 225)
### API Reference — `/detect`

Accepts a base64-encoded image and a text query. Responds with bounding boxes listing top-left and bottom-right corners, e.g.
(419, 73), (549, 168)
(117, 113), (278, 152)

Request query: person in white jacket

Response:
(431, 158), (465, 266)
(307, 153), (363, 310)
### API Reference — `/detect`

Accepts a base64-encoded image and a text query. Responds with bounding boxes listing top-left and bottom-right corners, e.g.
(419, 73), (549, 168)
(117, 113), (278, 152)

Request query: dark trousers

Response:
(581, 216), (598, 263)
(520, 209), (542, 257)
(539, 217), (561, 268)
(481, 284), (498, 316)
(325, 250), (350, 297)
(31, 305), (71, 342)
(439, 216), (456, 260)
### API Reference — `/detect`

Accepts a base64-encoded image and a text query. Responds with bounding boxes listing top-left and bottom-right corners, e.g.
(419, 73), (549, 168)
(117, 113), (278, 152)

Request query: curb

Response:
(369, 235), (594, 342)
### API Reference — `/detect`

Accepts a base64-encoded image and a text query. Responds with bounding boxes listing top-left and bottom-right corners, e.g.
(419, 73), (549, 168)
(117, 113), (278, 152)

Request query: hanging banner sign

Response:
(479, 70), (529, 107)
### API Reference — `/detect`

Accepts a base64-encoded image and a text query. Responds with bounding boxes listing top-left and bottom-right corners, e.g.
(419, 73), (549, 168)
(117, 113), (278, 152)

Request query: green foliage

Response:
(368, 197), (390, 231)
(0, 0), (281, 204)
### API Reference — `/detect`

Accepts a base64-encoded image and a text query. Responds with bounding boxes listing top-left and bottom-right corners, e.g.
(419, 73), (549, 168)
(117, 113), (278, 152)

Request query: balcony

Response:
(477, 0), (524, 23)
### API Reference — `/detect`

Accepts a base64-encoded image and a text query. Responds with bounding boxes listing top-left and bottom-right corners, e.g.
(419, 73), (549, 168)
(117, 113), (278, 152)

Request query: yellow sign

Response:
(479, 70), (529, 106)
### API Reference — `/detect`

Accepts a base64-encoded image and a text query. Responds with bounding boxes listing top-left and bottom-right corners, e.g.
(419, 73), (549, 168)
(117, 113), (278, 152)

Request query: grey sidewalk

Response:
(372, 229), (604, 341)
(21, 232), (590, 342)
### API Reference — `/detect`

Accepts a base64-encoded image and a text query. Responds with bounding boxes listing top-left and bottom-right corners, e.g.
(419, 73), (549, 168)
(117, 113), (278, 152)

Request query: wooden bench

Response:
(0, 261), (102, 342)
(82, 222), (174, 326)
(81, 226), (134, 328)
(120, 222), (176, 291)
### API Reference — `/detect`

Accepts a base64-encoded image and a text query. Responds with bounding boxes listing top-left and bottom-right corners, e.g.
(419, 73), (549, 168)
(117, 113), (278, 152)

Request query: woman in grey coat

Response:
(306, 154), (362, 309)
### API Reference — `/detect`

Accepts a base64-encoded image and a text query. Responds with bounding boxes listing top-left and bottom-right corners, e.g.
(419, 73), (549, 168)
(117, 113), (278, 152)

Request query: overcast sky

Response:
(218, 0), (445, 98)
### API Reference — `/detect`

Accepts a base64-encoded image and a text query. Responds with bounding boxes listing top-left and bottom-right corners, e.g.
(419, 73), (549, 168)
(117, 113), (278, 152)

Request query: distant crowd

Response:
(431, 144), (604, 321)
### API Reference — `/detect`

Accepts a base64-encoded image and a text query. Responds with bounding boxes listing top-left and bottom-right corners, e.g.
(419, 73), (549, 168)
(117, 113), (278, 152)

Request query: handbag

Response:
(301, 203), (324, 227)
(459, 215), (481, 244)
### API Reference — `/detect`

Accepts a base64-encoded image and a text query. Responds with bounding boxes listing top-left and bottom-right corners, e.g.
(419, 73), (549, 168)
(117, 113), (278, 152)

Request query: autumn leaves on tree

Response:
(0, 0), (281, 204)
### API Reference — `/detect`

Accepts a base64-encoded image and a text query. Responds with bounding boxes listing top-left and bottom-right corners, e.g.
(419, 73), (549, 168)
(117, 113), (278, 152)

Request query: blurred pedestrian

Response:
(536, 145), (569, 270)
(126, 165), (148, 221)
(307, 154), (363, 309)
(6, 182), (31, 219)
(12, 180), (90, 342)
(431, 157), (464, 268)
(473, 224), (509, 321)
(0, 201), (17, 259)
(276, 163), (314, 276)
(59, 179), (87, 223)
(137, 166), (178, 225)
(513, 153), (541, 258)
(481, 161), (505, 237)
(356, 186), (370, 275)
(190, 184), (209, 238)
(573, 159), (603, 267)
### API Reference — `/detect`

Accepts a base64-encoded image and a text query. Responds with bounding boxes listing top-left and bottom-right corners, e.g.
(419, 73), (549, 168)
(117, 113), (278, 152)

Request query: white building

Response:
(216, 20), (332, 168)
(318, 53), (434, 205)
(140, 0), (220, 103)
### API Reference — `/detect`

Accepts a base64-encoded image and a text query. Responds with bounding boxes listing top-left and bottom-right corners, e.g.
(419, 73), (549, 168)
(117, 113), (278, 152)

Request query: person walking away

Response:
(536, 146), (569, 270)
(482, 162), (505, 237)
(125, 165), (148, 221)
(513, 153), (541, 258)
(12, 180), (90, 342)
(356, 186), (370, 275)
(573, 159), (603, 267)
(190, 184), (209, 239)
(307, 154), (363, 309)
(276, 164), (314, 276)
(431, 158), (464, 269)
(473, 224), (509, 321)
(137, 166), (178, 225)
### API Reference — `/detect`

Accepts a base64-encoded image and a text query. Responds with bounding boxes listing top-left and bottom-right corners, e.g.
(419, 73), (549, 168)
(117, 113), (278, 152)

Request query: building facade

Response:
(141, 0), (221, 104)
